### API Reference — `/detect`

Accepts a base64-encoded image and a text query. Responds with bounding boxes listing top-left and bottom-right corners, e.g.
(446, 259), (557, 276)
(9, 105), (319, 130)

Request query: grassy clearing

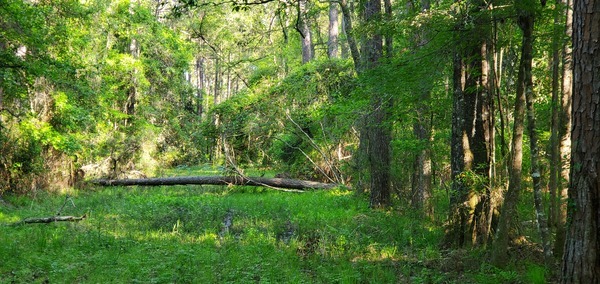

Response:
(1, 167), (548, 283)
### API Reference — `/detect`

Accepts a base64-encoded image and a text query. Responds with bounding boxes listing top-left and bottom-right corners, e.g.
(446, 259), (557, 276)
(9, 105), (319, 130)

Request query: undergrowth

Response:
(0, 167), (550, 283)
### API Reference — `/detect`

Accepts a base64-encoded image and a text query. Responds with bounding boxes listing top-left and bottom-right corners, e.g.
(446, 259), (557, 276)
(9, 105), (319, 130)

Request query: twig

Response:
(56, 194), (76, 216)
(223, 141), (306, 193)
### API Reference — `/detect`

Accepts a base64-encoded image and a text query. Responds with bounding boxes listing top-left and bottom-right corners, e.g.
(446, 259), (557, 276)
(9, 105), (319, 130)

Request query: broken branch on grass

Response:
(17, 215), (87, 225)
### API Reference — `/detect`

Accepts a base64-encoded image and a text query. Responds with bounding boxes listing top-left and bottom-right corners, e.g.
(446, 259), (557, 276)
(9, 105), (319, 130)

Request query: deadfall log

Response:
(91, 176), (339, 190)
(18, 215), (87, 224)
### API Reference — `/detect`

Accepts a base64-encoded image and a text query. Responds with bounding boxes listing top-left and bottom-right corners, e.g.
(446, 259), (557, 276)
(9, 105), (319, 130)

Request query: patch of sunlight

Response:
(56, 187), (79, 195)
(327, 188), (353, 196)
(197, 232), (218, 244)
(142, 230), (176, 241)
(0, 213), (20, 223)
(353, 243), (400, 262)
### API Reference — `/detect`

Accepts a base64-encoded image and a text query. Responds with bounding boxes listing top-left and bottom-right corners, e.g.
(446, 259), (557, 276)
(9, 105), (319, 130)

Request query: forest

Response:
(1, 0), (599, 282)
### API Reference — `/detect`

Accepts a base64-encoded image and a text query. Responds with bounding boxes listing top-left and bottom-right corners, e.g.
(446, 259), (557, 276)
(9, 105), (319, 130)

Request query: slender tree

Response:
(410, 0), (433, 217)
(298, 0), (313, 64)
(328, 0), (339, 58)
(554, 0), (573, 257)
(492, 3), (536, 266)
(561, 0), (600, 282)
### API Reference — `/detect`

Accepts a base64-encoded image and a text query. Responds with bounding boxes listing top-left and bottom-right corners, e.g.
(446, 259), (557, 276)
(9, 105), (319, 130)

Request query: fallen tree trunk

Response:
(18, 215), (87, 224)
(91, 176), (339, 190)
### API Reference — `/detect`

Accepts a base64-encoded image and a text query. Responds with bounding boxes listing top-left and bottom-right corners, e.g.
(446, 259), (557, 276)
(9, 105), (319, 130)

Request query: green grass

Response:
(0, 174), (548, 283)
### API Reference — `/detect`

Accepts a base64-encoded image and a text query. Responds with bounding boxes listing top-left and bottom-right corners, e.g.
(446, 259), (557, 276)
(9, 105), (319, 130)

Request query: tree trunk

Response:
(548, 0), (562, 241)
(526, 66), (552, 266)
(410, 0), (433, 217)
(298, 0), (313, 64)
(125, 0), (140, 127)
(445, 51), (467, 248)
(492, 10), (534, 267)
(361, 0), (390, 208)
(328, 0), (339, 59)
(445, 0), (494, 248)
(383, 0), (393, 56)
(340, 0), (361, 70)
(560, 0), (600, 282)
(196, 57), (205, 117)
(92, 176), (339, 190)
(554, 0), (573, 258)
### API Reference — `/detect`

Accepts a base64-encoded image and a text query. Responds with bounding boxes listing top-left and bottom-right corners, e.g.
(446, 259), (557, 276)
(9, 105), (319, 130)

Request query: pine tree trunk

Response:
(560, 0), (600, 282)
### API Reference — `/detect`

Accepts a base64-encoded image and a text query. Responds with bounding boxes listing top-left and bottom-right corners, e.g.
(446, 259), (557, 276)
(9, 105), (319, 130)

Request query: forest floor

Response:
(1, 166), (551, 283)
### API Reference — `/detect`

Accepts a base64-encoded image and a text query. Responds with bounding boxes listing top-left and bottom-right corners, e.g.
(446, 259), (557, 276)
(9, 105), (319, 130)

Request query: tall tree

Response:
(298, 0), (313, 64)
(526, 48), (552, 266)
(362, 0), (391, 208)
(492, 2), (536, 266)
(410, 0), (433, 217)
(560, 0), (600, 282)
(553, 0), (573, 257)
(328, 0), (339, 58)
(446, 0), (494, 247)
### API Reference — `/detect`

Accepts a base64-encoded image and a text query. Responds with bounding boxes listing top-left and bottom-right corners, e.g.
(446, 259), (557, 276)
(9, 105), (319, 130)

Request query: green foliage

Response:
(0, 177), (550, 283)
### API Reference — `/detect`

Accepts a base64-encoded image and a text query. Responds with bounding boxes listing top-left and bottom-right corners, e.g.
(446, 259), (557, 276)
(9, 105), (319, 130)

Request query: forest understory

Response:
(1, 0), (598, 282)
(1, 166), (552, 284)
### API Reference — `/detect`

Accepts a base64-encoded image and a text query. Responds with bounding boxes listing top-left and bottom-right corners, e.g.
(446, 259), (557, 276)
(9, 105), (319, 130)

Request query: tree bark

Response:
(92, 176), (339, 190)
(410, 0), (433, 217)
(548, 0), (562, 243)
(196, 56), (205, 117)
(492, 9), (535, 267)
(445, 0), (494, 248)
(298, 0), (313, 64)
(560, 0), (600, 282)
(445, 51), (466, 248)
(554, 0), (573, 258)
(526, 65), (552, 266)
(361, 0), (390, 208)
(328, 0), (339, 59)
(340, 0), (361, 70)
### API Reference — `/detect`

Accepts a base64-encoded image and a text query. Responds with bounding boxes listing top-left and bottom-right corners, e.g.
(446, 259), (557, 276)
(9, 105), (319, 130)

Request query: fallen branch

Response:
(18, 215), (87, 224)
(91, 176), (339, 190)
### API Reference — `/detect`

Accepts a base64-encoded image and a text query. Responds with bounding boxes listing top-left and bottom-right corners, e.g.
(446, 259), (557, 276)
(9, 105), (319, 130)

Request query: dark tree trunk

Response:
(561, 0), (600, 282)
(445, 51), (467, 247)
(548, 0), (561, 242)
(361, 0), (390, 208)
(445, 0), (494, 248)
